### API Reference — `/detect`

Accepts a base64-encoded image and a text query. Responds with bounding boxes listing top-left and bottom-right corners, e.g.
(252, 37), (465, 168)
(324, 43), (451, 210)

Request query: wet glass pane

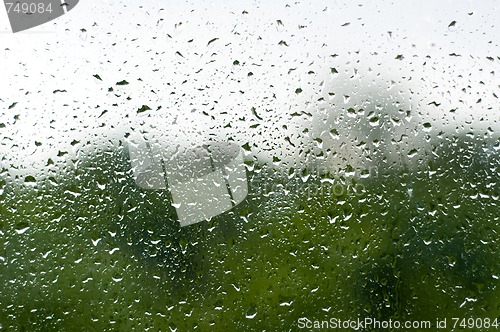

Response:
(0, 0), (498, 330)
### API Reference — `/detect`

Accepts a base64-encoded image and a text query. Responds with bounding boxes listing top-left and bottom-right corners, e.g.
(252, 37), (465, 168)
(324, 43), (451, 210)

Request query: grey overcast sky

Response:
(0, 0), (498, 175)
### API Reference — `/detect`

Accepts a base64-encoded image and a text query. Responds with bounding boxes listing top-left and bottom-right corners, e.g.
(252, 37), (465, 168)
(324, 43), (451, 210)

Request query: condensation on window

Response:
(0, 1), (498, 330)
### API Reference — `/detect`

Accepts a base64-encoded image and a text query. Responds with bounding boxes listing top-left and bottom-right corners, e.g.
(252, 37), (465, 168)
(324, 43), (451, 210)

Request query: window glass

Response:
(0, 1), (498, 330)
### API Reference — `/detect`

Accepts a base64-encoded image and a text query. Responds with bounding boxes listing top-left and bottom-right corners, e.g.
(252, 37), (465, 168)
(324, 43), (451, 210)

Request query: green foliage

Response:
(0, 137), (498, 331)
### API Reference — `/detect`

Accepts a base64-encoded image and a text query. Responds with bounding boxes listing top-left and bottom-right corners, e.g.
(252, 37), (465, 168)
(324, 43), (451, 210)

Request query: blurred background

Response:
(0, 0), (498, 330)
